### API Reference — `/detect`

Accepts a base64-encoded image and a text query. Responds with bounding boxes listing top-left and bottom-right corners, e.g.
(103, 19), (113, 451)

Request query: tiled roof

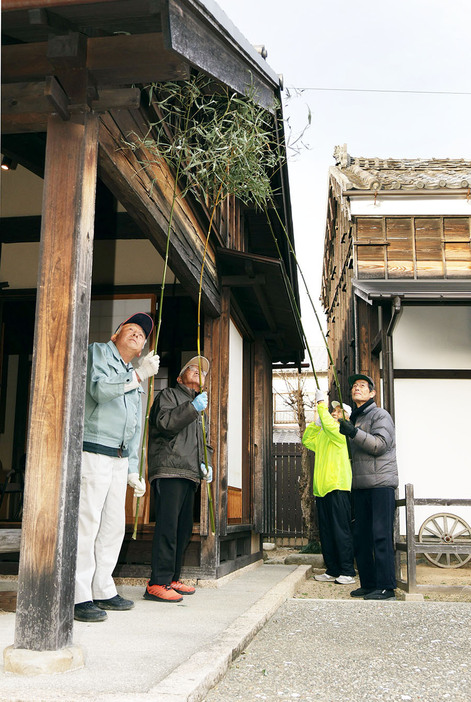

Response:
(273, 428), (301, 444)
(331, 144), (471, 191)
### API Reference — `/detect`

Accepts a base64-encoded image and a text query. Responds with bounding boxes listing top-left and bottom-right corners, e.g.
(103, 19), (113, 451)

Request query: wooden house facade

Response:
(0, 0), (304, 659)
(321, 144), (471, 530)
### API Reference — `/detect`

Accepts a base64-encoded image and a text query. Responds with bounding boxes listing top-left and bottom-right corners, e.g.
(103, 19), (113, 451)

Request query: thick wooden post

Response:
(12, 113), (98, 653)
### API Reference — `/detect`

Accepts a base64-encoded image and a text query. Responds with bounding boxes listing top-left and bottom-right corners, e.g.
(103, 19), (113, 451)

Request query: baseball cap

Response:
(180, 356), (210, 376)
(331, 401), (352, 416)
(348, 373), (375, 390)
(115, 313), (154, 339)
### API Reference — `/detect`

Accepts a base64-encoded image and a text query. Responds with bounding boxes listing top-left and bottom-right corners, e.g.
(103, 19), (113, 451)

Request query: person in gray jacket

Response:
(339, 374), (398, 601)
(145, 356), (212, 603)
(75, 313), (160, 622)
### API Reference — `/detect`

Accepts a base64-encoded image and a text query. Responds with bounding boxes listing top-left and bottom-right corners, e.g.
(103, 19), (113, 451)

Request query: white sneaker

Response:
(314, 572), (336, 582)
(335, 575), (356, 585)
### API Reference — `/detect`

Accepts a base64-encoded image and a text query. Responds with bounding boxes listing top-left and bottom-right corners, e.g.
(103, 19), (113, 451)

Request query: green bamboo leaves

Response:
(126, 75), (280, 211)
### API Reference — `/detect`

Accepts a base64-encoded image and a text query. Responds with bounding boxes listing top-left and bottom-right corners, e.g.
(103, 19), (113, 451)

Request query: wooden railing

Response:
(395, 483), (471, 593)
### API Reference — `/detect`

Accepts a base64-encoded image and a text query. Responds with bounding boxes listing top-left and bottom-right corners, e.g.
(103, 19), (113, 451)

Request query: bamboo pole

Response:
(265, 202), (348, 419)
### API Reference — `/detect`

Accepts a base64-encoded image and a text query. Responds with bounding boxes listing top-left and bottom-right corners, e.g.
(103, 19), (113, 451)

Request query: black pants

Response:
(352, 487), (396, 590)
(316, 490), (355, 577)
(149, 478), (195, 586)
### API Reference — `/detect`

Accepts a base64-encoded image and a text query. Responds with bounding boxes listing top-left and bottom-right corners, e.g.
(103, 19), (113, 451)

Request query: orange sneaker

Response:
(171, 580), (196, 595)
(144, 583), (183, 602)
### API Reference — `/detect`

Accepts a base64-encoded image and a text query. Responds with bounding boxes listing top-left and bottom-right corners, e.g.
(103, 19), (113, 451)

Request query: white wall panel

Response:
(393, 306), (471, 370)
(351, 197), (471, 216)
(395, 378), (471, 532)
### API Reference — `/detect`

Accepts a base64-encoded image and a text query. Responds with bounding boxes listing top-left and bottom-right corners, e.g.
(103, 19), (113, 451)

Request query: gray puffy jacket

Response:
(350, 402), (398, 489)
(147, 383), (212, 484)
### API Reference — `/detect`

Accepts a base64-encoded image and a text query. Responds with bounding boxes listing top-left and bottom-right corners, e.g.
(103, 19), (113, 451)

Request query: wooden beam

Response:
(14, 112), (99, 652)
(2, 79), (141, 128)
(2, 33), (189, 86)
(45, 75), (70, 120)
(165, 0), (276, 111)
(28, 7), (77, 34)
(0, 211), (148, 243)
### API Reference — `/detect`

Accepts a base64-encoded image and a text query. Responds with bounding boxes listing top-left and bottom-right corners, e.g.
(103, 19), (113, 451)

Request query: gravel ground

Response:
(265, 548), (471, 603)
(204, 598), (471, 702)
(295, 564), (471, 603)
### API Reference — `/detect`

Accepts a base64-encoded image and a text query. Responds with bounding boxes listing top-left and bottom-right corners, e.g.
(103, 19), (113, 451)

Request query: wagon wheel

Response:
(418, 512), (471, 568)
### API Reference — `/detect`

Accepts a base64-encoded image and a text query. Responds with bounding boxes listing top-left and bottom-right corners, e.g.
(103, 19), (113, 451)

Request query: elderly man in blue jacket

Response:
(339, 374), (399, 601)
(74, 313), (160, 622)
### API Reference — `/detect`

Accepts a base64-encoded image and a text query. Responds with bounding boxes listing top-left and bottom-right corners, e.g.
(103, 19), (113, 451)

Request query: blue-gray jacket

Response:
(350, 401), (398, 490)
(83, 340), (143, 473)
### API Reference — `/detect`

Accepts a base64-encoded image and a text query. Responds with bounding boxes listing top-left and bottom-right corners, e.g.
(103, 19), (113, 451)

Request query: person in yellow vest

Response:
(302, 389), (355, 585)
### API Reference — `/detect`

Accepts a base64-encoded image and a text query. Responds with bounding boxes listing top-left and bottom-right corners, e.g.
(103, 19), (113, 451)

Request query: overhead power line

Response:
(287, 86), (471, 96)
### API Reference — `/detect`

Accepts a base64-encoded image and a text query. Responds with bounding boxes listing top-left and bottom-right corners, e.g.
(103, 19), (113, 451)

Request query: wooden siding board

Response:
(386, 218), (414, 279)
(354, 216), (471, 281)
(444, 217), (470, 241)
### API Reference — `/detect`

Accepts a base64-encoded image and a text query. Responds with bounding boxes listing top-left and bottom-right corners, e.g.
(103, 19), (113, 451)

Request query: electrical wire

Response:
(286, 86), (471, 96)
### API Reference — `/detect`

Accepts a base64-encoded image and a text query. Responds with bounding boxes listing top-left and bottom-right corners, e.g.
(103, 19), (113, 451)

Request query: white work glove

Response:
(315, 389), (325, 403)
(127, 473), (146, 498)
(200, 463), (213, 483)
(136, 351), (160, 382)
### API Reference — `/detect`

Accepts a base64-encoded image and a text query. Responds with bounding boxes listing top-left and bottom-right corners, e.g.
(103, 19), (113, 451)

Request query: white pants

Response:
(75, 452), (128, 604)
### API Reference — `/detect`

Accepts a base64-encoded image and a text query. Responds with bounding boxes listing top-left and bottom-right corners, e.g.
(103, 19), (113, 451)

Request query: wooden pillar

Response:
(252, 338), (271, 534)
(199, 306), (228, 576)
(12, 113), (98, 653)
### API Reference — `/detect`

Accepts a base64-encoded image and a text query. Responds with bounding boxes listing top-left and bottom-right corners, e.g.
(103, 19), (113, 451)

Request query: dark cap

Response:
(348, 373), (375, 390)
(115, 313), (154, 339)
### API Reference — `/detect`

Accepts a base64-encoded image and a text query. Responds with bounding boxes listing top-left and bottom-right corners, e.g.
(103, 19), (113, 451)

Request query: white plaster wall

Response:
(227, 319), (243, 489)
(0, 165), (43, 216)
(92, 240), (174, 286)
(350, 196), (471, 216)
(393, 306), (471, 370)
(395, 378), (471, 532)
(0, 242), (40, 289)
(0, 239), (172, 289)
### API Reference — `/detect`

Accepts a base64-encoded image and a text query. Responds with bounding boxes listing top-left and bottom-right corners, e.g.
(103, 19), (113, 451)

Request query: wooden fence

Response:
(268, 442), (305, 545)
(396, 483), (471, 594)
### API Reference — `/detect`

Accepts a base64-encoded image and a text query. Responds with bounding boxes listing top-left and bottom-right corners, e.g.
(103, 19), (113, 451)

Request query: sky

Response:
(207, 0), (471, 352)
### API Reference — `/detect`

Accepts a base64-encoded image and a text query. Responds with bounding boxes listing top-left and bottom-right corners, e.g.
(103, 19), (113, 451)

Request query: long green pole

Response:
(267, 202), (347, 419)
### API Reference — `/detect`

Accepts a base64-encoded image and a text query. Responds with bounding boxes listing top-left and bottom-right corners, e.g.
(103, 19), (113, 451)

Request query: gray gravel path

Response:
(204, 598), (471, 702)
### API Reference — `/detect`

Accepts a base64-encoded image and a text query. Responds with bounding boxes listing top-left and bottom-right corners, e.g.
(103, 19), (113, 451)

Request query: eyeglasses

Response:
(187, 365), (207, 376)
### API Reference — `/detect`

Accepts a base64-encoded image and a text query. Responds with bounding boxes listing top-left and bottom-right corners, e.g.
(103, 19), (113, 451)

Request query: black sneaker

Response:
(363, 589), (396, 600)
(74, 601), (107, 622)
(350, 587), (375, 598)
(94, 594), (134, 610)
